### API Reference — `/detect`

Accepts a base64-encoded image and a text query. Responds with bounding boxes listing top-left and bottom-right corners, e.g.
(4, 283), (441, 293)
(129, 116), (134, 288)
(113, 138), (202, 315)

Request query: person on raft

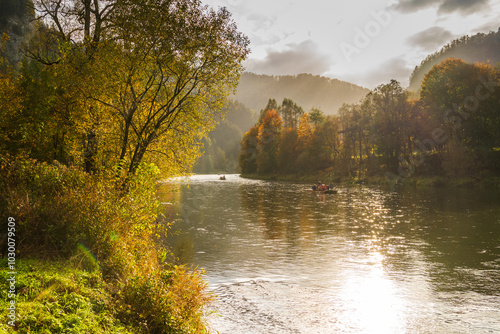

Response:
(312, 181), (333, 191)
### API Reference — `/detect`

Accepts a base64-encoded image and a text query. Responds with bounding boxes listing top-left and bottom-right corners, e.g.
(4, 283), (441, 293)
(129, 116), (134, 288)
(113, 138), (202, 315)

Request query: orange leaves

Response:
(258, 109), (283, 144)
(297, 113), (313, 151)
(255, 110), (282, 173)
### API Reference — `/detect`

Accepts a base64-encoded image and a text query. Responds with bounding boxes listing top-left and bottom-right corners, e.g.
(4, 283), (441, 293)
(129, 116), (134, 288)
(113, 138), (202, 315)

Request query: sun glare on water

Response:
(336, 251), (408, 333)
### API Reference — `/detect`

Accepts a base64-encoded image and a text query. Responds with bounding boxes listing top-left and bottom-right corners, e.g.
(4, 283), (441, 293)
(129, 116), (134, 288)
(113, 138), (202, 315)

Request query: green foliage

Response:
(0, 259), (135, 334)
(0, 156), (159, 276)
(0, 58), (80, 164)
(0, 157), (212, 333)
(0, 1), (247, 332)
(15, 0), (250, 179)
(308, 108), (326, 127)
(370, 80), (412, 171)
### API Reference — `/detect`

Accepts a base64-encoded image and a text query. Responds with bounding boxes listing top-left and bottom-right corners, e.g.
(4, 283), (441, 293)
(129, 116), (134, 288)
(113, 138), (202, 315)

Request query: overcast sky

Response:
(202, 0), (500, 89)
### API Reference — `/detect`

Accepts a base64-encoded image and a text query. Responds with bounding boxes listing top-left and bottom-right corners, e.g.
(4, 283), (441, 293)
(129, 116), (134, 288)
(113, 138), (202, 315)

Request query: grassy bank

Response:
(0, 259), (134, 334)
(0, 157), (212, 333)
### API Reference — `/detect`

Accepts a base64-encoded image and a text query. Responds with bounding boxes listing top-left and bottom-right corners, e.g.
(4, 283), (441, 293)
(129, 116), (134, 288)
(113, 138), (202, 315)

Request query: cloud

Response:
(392, 0), (490, 14)
(438, 0), (490, 13)
(244, 40), (331, 76)
(392, 0), (437, 13)
(407, 26), (453, 51)
(341, 57), (413, 89)
(247, 12), (275, 30)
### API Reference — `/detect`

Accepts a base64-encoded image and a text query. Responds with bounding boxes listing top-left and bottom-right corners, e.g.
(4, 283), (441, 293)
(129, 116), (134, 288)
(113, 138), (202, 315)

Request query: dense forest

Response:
(195, 71), (369, 174)
(240, 59), (500, 187)
(409, 28), (500, 92)
(235, 72), (370, 115)
(194, 70), (368, 174)
(0, 0), (249, 333)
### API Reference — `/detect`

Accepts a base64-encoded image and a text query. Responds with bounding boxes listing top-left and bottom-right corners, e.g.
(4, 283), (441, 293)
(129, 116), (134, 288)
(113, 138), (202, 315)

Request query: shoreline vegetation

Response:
(1, 1), (249, 333)
(0, 158), (213, 334)
(238, 61), (500, 191)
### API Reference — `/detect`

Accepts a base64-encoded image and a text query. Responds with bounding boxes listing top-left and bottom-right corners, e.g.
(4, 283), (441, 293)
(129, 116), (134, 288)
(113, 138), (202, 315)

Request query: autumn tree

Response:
(258, 98), (278, 124)
(29, 0), (250, 177)
(370, 80), (411, 172)
(256, 110), (282, 173)
(294, 113), (314, 170)
(313, 115), (341, 171)
(277, 128), (298, 173)
(239, 126), (259, 174)
(420, 58), (500, 174)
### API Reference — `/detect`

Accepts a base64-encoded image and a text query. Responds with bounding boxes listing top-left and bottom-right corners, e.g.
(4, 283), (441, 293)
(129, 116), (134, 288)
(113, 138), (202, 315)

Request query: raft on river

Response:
(312, 183), (337, 194)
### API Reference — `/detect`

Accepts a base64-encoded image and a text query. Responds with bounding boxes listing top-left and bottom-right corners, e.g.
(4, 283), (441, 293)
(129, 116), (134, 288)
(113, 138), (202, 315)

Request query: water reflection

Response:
(159, 175), (500, 333)
(335, 251), (408, 333)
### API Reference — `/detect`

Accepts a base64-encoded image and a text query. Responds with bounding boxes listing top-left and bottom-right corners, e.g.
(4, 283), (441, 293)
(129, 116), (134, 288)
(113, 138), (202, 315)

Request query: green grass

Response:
(0, 259), (135, 334)
(0, 158), (212, 334)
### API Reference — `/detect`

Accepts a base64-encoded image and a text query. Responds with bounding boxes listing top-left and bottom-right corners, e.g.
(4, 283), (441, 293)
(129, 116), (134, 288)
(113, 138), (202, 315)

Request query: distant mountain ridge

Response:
(234, 72), (370, 115)
(409, 28), (500, 92)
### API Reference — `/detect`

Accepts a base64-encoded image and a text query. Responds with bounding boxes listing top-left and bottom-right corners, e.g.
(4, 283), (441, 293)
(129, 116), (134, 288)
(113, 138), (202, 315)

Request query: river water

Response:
(158, 174), (500, 333)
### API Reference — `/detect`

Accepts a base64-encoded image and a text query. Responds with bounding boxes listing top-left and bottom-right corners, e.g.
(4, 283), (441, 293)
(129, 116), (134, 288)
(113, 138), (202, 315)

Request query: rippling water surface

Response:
(159, 174), (500, 333)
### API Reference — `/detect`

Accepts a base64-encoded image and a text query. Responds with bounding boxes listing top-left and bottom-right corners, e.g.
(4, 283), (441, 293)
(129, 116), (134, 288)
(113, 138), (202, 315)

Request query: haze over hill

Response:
(234, 72), (370, 115)
(0, 0), (33, 67)
(409, 28), (500, 92)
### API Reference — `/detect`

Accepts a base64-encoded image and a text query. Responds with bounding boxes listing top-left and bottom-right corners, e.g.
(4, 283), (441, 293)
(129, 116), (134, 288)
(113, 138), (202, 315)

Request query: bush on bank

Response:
(0, 156), (212, 333)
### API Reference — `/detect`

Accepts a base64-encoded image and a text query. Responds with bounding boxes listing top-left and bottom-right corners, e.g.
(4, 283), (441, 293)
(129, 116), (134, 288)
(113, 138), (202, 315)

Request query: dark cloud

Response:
(407, 26), (453, 51)
(244, 40), (331, 76)
(392, 0), (490, 14)
(392, 0), (436, 13)
(439, 0), (490, 13)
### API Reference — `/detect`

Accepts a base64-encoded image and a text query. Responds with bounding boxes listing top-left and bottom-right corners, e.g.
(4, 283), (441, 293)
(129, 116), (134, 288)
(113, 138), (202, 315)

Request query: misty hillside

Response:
(193, 101), (257, 174)
(0, 0), (33, 67)
(409, 28), (500, 92)
(234, 72), (370, 115)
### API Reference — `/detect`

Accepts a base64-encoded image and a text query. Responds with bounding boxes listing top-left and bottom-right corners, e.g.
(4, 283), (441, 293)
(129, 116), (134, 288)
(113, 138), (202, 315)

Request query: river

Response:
(158, 174), (500, 333)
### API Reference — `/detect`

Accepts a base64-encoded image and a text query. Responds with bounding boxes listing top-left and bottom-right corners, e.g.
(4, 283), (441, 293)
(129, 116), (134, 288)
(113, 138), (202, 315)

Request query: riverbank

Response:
(240, 173), (500, 189)
(0, 257), (213, 334)
(0, 158), (212, 334)
(0, 259), (135, 333)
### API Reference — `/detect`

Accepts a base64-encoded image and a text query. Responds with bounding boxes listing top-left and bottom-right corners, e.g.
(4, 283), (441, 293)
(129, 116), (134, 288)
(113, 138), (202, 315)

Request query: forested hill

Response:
(234, 72), (370, 115)
(409, 28), (500, 92)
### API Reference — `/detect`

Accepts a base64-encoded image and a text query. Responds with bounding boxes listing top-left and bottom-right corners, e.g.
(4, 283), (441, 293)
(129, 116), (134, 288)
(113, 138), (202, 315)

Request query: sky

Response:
(202, 0), (500, 89)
